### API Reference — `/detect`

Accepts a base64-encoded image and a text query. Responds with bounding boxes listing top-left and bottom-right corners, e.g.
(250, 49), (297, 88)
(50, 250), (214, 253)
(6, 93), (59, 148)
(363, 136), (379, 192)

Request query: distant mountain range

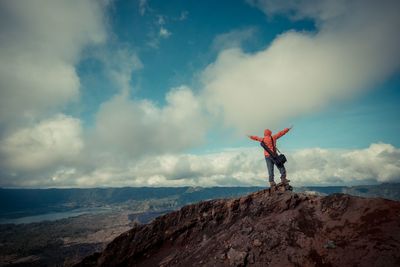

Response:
(1, 183), (400, 219)
(295, 183), (400, 200)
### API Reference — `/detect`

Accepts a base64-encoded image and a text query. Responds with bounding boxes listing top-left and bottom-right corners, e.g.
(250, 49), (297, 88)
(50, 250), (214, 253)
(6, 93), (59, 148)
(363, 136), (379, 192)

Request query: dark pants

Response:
(265, 156), (286, 182)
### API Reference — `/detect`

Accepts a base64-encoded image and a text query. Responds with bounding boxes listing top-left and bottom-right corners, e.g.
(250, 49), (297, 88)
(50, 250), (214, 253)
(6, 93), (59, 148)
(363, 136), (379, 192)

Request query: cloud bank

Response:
(1, 143), (398, 188)
(201, 0), (400, 133)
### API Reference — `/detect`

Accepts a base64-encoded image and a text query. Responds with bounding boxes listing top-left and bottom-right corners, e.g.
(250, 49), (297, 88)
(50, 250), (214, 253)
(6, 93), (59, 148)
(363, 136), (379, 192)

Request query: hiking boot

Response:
(281, 177), (290, 184)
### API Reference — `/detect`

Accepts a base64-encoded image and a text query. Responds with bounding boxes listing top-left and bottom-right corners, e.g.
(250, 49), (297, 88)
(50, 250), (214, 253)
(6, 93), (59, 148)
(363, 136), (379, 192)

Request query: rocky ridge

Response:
(76, 189), (400, 267)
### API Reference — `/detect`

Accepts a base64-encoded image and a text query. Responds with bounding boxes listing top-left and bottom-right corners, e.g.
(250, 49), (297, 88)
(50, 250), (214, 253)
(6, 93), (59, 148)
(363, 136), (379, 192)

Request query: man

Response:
(249, 127), (292, 188)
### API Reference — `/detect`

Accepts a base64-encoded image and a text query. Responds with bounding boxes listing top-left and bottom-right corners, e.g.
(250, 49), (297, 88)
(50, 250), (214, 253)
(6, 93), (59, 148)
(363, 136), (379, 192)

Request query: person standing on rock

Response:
(248, 127), (292, 188)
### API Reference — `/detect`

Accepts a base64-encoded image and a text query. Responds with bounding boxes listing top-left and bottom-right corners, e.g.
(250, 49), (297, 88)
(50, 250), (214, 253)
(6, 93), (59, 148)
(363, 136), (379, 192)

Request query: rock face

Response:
(76, 190), (400, 267)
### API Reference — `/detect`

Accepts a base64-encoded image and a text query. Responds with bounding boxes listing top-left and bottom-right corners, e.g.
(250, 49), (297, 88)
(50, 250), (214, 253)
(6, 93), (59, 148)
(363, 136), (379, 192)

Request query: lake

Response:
(0, 207), (111, 225)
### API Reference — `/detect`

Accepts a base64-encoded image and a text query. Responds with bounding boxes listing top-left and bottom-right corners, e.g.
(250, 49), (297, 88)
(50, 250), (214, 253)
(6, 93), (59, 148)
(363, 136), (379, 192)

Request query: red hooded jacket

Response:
(250, 128), (290, 157)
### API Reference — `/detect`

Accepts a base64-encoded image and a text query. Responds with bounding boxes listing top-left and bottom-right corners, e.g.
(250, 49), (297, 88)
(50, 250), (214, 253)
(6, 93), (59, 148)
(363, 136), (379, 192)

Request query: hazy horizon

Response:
(1, 182), (393, 190)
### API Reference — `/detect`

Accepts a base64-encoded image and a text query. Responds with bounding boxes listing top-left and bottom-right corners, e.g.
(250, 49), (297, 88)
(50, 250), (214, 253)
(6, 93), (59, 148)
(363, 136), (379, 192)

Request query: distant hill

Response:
(295, 183), (400, 200)
(0, 187), (262, 219)
(342, 183), (400, 200)
(1, 184), (400, 219)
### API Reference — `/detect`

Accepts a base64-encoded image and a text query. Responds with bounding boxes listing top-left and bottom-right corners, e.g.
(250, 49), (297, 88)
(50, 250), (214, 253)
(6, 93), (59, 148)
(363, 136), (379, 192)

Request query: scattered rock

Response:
(247, 251), (255, 264)
(253, 239), (262, 247)
(218, 253), (226, 260)
(241, 226), (253, 234)
(227, 247), (248, 267)
(324, 240), (336, 249)
(159, 253), (175, 267)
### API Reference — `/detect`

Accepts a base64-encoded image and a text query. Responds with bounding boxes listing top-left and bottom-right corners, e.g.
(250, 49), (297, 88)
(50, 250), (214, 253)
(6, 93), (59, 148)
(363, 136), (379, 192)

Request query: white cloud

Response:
(0, 0), (112, 187)
(0, 85), (209, 187)
(201, 0), (400, 133)
(159, 27), (172, 38)
(286, 143), (400, 185)
(0, 114), (83, 172)
(146, 9), (188, 46)
(0, 0), (107, 127)
(139, 0), (149, 16)
(71, 150), (263, 188)
(178, 11), (188, 21)
(212, 28), (257, 51)
(89, 86), (208, 159)
(2, 142), (398, 188)
(157, 15), (166, 25)
(76, 143), (400, 188)
(94, 47), (143, 93)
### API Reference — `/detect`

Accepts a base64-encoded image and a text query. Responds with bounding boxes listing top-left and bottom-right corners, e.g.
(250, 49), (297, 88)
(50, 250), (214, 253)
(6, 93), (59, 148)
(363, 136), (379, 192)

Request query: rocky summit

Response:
(76, 189), (400, 267)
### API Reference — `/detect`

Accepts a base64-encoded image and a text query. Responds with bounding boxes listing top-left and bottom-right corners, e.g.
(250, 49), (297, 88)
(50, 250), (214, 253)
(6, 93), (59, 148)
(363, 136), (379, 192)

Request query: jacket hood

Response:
(264, 129), (272, 136)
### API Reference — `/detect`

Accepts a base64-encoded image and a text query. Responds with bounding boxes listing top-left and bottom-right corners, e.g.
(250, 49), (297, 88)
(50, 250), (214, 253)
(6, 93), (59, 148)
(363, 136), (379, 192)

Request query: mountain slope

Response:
(76, 189), (400, 267)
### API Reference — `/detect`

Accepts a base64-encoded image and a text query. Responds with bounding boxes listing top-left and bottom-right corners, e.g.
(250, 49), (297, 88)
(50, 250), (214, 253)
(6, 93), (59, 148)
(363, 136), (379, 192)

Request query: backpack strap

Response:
(270, 136), (276, 153)
(270, 136), (282, 154)
(260, 138), (277, 158)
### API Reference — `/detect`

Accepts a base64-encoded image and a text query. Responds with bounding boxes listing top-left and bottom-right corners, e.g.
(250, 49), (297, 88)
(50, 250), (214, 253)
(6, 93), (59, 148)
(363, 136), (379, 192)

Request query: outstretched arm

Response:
(248, 135), (263, 142)
(273, 126), (292, 139)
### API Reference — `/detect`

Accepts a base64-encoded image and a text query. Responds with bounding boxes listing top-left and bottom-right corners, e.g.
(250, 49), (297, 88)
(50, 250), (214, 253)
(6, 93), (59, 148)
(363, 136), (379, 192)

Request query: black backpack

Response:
(260, 136), (287, 167)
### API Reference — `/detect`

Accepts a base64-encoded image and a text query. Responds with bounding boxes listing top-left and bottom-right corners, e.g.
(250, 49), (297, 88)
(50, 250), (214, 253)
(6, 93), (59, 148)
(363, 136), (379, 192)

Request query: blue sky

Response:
(76, 0), (399, 150)
(76, 0), (316, 119)
(0, 0), (399, 187)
